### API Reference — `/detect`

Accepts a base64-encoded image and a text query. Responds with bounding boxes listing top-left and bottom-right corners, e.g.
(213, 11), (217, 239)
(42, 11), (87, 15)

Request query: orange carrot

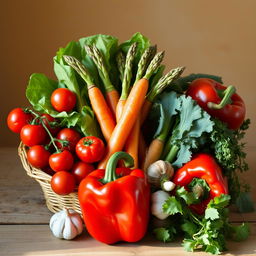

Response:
(105, 89), (119, 117)
(138, 132), (147, 168)
(98, 78), (149, 168)
(116, 99), (126, 121)
(98, 51), (165, 169)
(88, 86), (115, 142)
(142, 139), (164, 171)
(124, 117), (140, 168)
(63, 56), (115, 142)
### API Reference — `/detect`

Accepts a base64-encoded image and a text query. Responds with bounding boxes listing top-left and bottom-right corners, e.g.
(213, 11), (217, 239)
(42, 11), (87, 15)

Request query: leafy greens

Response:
(153, 188), (250, 254)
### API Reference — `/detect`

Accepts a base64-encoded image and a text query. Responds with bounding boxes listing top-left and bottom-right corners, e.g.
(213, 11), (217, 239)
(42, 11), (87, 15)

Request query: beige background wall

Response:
(1, 0), (255, 147)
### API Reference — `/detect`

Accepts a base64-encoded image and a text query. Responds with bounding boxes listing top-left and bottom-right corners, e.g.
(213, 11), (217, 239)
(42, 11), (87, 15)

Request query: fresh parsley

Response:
(153, 188), (250, 254)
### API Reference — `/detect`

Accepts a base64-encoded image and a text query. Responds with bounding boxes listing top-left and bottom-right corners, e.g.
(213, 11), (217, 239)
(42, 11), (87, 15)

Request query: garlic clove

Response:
(71, 215), (83, 235)
(63, 217), (78, 240)
(162, 181), (176, 192)
(147, 160), (174, 187)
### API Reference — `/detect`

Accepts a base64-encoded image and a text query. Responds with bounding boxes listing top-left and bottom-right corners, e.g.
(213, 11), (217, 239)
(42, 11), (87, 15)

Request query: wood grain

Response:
(0, 147), (255, 255)
(0, 224), (256, 256)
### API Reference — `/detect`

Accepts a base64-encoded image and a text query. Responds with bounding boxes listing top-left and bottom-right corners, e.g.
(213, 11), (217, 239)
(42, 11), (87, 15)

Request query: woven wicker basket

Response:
(18, 142), (81, 215)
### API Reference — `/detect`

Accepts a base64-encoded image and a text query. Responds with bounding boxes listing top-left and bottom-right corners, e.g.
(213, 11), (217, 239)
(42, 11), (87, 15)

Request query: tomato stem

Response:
(27, 109), (61, 153)
(101, 152), (134, 184)
(207, 85), (236, 109)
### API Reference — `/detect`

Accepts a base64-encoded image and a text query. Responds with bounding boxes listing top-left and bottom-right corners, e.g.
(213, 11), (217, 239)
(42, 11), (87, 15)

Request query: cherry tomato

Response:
(41, 114), (60, 135)
(49, 150), (74, 172)
(20, 124), (48, 147)
(76, 136), (105, 163)
(71, 161), (94, 184)
(27, 145), (51, 169)
(51, 171), (75, 195)
(51, 88), (76, 112)
(56, 128), (81, 152)
(7, 108), (33, 133)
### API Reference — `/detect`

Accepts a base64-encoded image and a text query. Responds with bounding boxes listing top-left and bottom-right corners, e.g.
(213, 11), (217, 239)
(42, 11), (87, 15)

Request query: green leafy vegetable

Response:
(26, 73), (100, 137)
(201, 118), (252, 211)
(153, 190), (250, 254)
(153, 227), (176, 242)
(162, 94), (213, 167)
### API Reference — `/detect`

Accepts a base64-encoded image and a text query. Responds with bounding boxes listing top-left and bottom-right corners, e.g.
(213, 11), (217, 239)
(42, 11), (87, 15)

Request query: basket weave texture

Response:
(18, 142), (81, 215)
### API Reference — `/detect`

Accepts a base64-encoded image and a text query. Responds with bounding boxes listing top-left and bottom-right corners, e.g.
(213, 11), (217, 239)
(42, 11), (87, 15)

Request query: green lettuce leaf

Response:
(26, 73), (100, 137)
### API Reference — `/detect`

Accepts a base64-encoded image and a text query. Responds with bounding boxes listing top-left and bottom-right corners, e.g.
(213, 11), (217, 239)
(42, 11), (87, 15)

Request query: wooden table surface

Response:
(1, 147), (256, 256)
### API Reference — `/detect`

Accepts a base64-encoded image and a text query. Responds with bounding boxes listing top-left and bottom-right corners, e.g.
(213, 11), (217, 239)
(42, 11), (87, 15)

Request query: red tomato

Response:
(20, 124), (48, 147)
(76, 136), (105, 163)
(51, 171), (75, 195)
(51, 88), (76, 112)
(7, 108), (33, 133)
(41, 114), (60, 135)
(27, 145), (51, 169)
(49, 150), (74, 172)
(56, 128), (81, 152)
(71, 161), (94, 184)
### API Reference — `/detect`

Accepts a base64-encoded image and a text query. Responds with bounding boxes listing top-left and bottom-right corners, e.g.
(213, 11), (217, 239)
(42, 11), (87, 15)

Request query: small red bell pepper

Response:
(186, 78), (245, 130)
(78, 151), (150, 244)
(172, 153), (228, 215)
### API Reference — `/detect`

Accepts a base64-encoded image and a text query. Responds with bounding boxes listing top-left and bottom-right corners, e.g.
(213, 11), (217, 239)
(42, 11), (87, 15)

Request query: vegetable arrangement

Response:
(7, 33), (253, 253)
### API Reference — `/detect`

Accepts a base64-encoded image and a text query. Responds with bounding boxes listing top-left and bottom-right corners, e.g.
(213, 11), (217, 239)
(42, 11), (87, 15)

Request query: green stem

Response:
(64, 56), (94, 86)
(135, 45), (156, 83)
(143, 51), (165, 80)
(120, 43), (137, 100)
(165, 145), (179, 163)
(101, 152), (134, 184)
(116, 51), (125, 82)
(157, 117), (175, 142)
(85, 45), (115, 93)
(28, 110), (60, 153)
(207, 85), (236, 109)
(147, 66), (185, 102)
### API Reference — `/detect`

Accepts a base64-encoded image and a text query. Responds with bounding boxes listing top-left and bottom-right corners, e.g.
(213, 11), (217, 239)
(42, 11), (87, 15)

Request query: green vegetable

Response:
(201, 118), (253, 211)
(161, 94), (213, 167)
(154, 188), (250, 254)
(118, 32), (151, 84)
(26, 73), (100, 137)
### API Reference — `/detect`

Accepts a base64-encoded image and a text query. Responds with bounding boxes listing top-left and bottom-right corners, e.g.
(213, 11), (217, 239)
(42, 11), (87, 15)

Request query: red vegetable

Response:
(41, 114), (60, 135)
(7, 108), (33, 133)
(49, 150), (74, 172)
(27, 145), (51, 169)
(51, 88), (76, 112)
(20, 124), (48, 147)
(51, 171), (75, 195)
(71, 161), (94, 185)
(172, 153), (228, 215)
(76, 136), (105, 163)
(56, 128), (81, 152)
(78, 152), (150, 244)
(186, 78), (245, 130)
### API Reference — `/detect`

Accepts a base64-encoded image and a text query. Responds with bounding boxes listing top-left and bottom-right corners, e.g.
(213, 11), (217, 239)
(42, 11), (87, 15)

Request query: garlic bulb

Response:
(162, 180), (176, 192)
(147, 160), (174, 187)
(49, 209), (83, 240)
(151, 190), (170, 220)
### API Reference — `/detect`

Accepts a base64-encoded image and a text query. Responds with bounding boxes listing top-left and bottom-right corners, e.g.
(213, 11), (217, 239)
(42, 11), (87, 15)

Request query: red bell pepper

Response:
(172, 153), (228, 215)
(78, 151), (150, 244)
(186, 78), (245, 130)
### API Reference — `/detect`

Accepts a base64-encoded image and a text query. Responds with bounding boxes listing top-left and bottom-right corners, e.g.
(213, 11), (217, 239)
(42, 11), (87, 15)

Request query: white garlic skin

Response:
(162, 181), (176, 192)
(147, 160), (174, 187)
(49, 209), (83, 240)
(151, 190), (170, 220)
